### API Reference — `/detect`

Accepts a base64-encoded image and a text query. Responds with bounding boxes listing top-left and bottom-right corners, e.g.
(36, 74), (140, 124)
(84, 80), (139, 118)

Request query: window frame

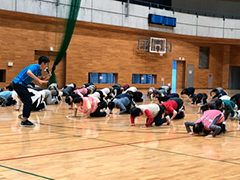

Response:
(88, 72), (118, 84)
(132, 74), (157, 84)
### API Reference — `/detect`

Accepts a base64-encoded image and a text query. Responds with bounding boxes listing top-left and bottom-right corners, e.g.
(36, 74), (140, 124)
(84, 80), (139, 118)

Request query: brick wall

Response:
(0, 10), (240, 90)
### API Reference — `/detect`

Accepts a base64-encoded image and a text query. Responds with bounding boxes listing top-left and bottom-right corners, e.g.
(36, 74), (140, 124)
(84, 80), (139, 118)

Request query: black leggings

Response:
(13, 83), (32, 118)
(90, 108), (106, 117)
(90, 102), (107, 117)
(146, 105), (166, 126)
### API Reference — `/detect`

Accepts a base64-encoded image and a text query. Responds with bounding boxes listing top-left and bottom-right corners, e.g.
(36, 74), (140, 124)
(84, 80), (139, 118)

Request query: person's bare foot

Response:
(205, 135), (213, 138)
(166, 116), (171, 125)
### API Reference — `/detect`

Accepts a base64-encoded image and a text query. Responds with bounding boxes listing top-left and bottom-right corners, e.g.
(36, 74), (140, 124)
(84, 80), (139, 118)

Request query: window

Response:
(132, 74), (157, 84)
(0, 70), (6, 82)
(88, 73), (118, 84)
(199, 47), (209, 69)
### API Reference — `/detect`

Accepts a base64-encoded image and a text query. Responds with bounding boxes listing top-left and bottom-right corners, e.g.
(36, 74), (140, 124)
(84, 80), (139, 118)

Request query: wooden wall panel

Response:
(0, 11), (60, 88)
(0, 10), (240, 90)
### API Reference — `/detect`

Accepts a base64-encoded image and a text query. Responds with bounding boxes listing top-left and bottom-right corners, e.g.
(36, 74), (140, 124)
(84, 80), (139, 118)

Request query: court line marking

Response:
(0, 135), (69, 145)
(0, 144), (124, 162)
(41, 122), (240, 137)
(65, 113), (240, 132)
(50, 126), (240, 140)
(0, 136), (189, 162)
(0, 128), (186, 146)
(0, 164), (54, 180)
(65, 113), (191, 128)
(94, 137), (240, 166)
(0, 123), (184, 146)
(0, 119), (240, 165)
(40, 122), (187, 134)
(1, 133), (240, 166)
(0, 126), (240, 173)
(0, 122), (238, 146)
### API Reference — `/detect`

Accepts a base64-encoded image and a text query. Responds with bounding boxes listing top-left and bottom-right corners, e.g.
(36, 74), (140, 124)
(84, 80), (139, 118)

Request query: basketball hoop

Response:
(138, 37), (170, 56)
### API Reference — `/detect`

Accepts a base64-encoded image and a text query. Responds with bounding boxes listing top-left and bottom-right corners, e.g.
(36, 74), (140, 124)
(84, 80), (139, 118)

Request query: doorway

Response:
(176, 60), (186, 89)
(171, 60), (186, 93)
(229, 66), (240, 89)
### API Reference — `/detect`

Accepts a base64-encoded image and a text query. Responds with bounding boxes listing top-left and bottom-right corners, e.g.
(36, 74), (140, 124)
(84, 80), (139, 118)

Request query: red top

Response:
(161, 100), (178, 114)
(130, 109), (154, 127)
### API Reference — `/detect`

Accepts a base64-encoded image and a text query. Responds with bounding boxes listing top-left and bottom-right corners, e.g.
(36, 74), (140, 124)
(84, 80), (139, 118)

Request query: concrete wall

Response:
(0, 0), (240, 39)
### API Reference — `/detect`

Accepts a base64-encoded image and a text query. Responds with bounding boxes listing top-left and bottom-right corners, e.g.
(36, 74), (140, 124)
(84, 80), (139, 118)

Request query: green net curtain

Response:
(48, 0), (81, 85)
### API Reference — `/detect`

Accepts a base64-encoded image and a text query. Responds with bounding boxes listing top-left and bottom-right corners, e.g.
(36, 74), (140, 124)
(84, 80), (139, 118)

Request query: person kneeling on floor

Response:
(130, 98), (184, 128)
(185, 109), (225, 138)
(73, 96), (106, 118)
(130, 103), (164, 128)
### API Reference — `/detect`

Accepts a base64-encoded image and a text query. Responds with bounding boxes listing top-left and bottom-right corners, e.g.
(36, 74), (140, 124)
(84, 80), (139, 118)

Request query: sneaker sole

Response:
(18, 115), (35, 126)
(21, 122), (35, 127)
(21, 124), (35, 127)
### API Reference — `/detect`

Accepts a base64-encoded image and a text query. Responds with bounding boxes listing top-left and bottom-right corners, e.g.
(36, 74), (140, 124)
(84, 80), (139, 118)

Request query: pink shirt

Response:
(196, 110), (224, 130)
(77, 96), (99, 115)
(74, 88), (88, 97)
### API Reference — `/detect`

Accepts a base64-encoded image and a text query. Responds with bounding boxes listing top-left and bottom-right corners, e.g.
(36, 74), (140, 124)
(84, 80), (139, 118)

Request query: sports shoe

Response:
(21, 120), (35, 126)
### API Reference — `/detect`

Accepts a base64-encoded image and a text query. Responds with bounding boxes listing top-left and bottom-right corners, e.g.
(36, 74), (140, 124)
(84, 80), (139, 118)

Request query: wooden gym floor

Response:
(0, 90), (240, 180)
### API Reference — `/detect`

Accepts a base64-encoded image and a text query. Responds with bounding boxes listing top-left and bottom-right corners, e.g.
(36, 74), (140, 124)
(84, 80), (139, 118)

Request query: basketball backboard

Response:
(138, 37), (172, 56)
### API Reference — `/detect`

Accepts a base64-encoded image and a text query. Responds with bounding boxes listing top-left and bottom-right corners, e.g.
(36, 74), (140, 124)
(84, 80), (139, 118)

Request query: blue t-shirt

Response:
(13, 64), (42, 87)
(0, 91), (12, 101)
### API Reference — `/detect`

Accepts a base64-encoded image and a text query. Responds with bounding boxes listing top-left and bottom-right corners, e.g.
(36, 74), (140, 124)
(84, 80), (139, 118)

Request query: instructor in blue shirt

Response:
(12, 56), (51, 126)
